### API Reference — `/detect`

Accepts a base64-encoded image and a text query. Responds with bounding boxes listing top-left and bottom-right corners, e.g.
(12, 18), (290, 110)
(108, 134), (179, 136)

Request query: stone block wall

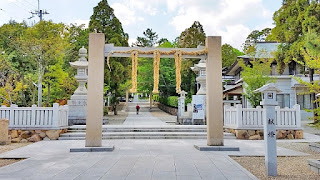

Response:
(8, 129), (68, 143)
(224, 128), (303, 140)
(158, 103), (178, 116)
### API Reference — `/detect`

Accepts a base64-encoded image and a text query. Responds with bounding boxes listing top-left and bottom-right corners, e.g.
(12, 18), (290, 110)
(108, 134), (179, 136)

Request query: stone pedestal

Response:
(0, 119), (10, 145)
(68, 96), (87, 125)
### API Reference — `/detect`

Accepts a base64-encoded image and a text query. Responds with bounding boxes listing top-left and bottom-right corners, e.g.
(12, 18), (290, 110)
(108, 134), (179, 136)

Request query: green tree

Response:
(222, 44), (244, 68)
(178, 21), (206, 48)
(89, 0), (130, 113)
(89, 0), (128, 46)
(239, 57), (273, 107)
(268, 0), (320, 121)
(19, 21), (69, 107)
(243, 28), (271, 52)
(177, 21), (206, 96)
(134, 28), (159, 47)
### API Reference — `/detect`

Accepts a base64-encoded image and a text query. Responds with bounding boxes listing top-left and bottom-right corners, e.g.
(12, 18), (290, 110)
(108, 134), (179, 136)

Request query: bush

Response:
(167, 96), (178, 107)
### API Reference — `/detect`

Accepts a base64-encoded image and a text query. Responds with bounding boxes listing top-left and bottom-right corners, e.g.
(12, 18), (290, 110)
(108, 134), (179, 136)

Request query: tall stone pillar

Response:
(206, 36), (223, 146)
(85, 33), (105, 147)
(254, 83), (280, 176)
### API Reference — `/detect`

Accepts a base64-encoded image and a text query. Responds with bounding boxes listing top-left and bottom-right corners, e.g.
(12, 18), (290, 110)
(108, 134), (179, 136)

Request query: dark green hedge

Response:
(153, 95), (192, 108)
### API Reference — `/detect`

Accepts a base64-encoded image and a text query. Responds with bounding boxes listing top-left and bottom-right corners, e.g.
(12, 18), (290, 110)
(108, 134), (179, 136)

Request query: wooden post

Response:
(206, 36), (223, 146)
(85, 33), (105, 147)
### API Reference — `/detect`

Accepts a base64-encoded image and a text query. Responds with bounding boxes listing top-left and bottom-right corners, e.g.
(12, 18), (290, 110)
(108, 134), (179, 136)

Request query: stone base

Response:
(69, 118), (108, 125)
(176, 118), (206, 125)
(194, 145), (239, 151)
(309, 143), (320, 153)
(224, 128), (303, 140)
(70, 146), (114, 152)
(308, 159), (320, 174)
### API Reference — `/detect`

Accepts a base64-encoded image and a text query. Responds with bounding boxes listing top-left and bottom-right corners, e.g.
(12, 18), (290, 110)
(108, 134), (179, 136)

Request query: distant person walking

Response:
(136, 104), (140, 114)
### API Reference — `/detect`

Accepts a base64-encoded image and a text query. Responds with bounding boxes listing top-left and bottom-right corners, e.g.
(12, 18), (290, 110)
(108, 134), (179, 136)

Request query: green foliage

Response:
(89, 0), (128, 46)
(177, 21), (206, 97)
(268, 0), (320, 73)
(153, 95), (179, 108)
(243, 28), (271, 53)
(178, 21), (206, 48)
(239, 51), (273, 107)
(222, 44), (244, 68)
(89, 0), (130, 101)
(134, 28), (158, 47)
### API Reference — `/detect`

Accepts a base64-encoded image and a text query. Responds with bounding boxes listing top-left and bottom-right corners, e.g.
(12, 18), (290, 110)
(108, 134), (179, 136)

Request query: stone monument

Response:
(191, 58), (206, 125)
(0, 119), (10, 145)
(68, 47), (88, 125)
(254, 83), (279, 176)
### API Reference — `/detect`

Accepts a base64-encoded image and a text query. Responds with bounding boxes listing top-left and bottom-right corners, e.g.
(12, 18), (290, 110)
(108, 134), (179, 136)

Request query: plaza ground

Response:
(0, 102), (320, 179)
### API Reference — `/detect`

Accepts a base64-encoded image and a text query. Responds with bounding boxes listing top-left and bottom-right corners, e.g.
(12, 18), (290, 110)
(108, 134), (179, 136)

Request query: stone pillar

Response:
(0, 119), (10, 145)
(254, 83), (280, 176)
(85, 33), (105, 147)
(206, 36), (223, 146)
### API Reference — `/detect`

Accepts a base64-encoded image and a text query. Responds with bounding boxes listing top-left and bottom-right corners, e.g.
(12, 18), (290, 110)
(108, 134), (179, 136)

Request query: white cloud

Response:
(112, 3), (136, 26)
(168, 0), (272, 49)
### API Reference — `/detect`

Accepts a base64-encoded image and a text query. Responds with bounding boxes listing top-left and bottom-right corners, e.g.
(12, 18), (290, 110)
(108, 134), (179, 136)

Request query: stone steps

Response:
(59, 125), (236, 140)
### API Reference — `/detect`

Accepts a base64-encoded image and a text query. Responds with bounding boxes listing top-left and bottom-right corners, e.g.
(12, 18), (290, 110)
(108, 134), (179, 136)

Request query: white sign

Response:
(192, 95), (206, 120)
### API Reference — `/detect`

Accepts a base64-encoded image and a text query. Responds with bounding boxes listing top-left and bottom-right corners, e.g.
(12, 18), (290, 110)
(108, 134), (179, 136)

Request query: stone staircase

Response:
(58, 125), (236, 140)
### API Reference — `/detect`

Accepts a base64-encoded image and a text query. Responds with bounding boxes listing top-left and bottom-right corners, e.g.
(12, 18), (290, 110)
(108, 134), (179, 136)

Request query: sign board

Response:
(192, 95), (206, 120)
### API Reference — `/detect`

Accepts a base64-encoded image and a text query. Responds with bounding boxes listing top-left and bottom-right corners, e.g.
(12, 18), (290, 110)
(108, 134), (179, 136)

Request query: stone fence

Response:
(224, 104), (303, 139)
(224, 104), (301, 129)
(0, 103), (68, 130)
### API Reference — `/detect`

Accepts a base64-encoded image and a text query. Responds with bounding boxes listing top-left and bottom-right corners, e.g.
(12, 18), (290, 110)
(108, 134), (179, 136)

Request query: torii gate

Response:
(85, 33), (223, 147)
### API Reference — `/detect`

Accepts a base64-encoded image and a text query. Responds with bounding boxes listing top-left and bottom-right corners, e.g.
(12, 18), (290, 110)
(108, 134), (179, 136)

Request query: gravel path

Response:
(0, 143), (31, 168)
(232, 142), (320, 180)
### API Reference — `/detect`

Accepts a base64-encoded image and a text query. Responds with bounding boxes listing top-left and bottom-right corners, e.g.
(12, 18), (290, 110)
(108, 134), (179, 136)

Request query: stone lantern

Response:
(67, 47), (88, 125)
(178, 90), (187, 117)
(191, 58), (206, 95)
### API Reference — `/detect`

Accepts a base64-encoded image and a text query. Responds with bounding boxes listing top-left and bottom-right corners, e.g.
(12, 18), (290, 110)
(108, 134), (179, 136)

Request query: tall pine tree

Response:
(89, 0), (128, 46)
(89, 0), (130, 114)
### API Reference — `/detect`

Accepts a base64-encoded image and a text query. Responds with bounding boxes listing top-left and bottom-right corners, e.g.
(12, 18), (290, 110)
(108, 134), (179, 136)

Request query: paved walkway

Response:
(123, 102), (166, 125)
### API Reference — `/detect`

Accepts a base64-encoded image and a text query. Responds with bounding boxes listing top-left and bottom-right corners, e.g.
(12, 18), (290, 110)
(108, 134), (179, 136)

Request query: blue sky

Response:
(0, 0), (282, 50)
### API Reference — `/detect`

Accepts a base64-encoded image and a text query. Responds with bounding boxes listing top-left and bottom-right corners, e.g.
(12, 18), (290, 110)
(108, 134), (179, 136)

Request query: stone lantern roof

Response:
(70, 46), (88, 68)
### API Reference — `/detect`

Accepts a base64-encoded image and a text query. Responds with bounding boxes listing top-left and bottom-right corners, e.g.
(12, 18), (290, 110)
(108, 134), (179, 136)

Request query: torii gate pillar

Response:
(85, 33), (105, 147)
(206, 36), (224, 146)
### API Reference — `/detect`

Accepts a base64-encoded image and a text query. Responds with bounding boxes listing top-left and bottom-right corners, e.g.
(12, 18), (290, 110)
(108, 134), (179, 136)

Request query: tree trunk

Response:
(149, 91), (153, 109)
(310, 69), (318, 123)
(37, 76), (42, 107)
(114, 104), (118, 115)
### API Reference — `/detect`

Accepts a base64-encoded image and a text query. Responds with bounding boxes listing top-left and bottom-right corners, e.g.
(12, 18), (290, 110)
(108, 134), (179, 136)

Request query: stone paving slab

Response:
(0, 137), (317, 179)
(0, 139), (261, 180)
